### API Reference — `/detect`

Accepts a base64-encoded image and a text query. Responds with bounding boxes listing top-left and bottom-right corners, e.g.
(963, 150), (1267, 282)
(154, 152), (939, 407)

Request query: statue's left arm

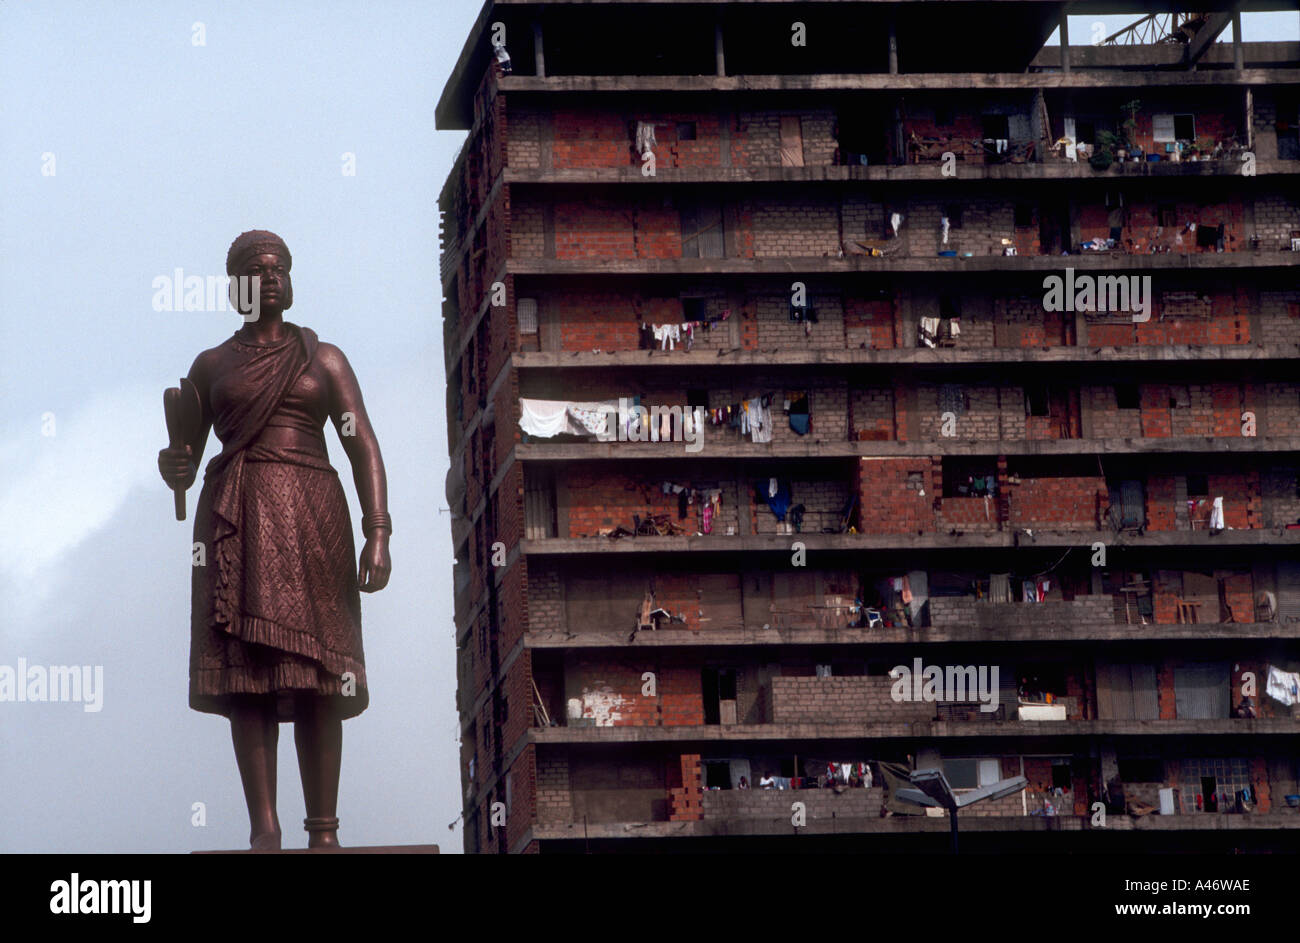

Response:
(320, 342), (391, 593)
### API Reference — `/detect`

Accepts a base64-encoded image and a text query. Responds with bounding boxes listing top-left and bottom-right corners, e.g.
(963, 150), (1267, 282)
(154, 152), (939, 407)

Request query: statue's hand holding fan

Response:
(162, 378), (203, 521)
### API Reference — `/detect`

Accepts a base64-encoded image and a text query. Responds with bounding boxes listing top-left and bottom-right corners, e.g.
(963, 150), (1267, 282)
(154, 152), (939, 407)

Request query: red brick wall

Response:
(1146, 475), (1178, 531)
(1087, 290), (1252, 347)
(503, 743), (536, 852)
(554, 199), (638, 259)
(494, 373), (520, 469)
(670, 754), (703, 821)
(659, 664), (707, 726)
(560, 468), (741, 540)
(1126, 107), (1236, 158)
(554, 294), (646, 351)
(856, 458), (937, 534)
(851, 386), (896, 440)
(551, 110), (776, 171)
(936, 496), (1000, 533)
(1251, 757), (1272, 813)
(552, 110), (629, 169)
(997, 295), (1071, 347)
(856, 460), (1110, 533)
(498, 555), (529, 653)
(1156, 661), (1178, 720)
(1078, 200), (1244, 253)
(565, 655), (705, 728)
(1006, 476), (1107, 529)
(844, 296), (898, 350)
(901, 112), (985, 163)
(1209, 472), (1263, 529)
(536, 750), (571, 824)
(551, 198), (693, 260)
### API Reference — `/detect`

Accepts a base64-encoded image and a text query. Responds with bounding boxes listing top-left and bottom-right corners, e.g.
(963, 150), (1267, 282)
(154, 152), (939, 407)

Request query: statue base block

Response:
(193, 844), (439, 854)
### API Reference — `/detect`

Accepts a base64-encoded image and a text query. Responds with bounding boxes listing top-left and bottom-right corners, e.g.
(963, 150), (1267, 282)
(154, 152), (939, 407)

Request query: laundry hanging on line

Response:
(757, 478), (793, 521)
(519, 397), (621, 438)
(660, 479), (723, 531)
(1265, 665), (1300, 706)
(639, 310), (730, 351)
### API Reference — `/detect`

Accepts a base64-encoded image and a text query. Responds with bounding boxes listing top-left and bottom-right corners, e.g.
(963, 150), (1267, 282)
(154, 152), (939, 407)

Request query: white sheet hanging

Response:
(1265, 665), (1300, 706)
(635, 121), (657, 158)
(1209, 496), (1225, 531)
(519, 398), (572, 438)
(520, 398), (617, 438)
(747, 400), (773, 443)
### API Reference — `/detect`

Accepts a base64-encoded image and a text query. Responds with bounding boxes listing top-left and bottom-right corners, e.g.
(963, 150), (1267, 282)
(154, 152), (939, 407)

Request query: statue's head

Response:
(226, 230), (293, 317)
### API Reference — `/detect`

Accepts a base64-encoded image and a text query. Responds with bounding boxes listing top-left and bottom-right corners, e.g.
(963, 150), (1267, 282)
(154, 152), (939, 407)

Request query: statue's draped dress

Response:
(189, 323), (368, 720)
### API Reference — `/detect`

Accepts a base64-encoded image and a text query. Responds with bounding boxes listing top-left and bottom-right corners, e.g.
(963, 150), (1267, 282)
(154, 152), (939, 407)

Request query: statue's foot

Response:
(304, 816), (340, 849)
(250, 829), (282, 851)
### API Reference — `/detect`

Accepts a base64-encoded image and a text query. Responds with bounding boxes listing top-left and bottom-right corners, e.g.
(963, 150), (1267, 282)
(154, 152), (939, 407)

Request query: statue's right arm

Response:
(183, 350), (215, 470)
(158, 350), (215, 490)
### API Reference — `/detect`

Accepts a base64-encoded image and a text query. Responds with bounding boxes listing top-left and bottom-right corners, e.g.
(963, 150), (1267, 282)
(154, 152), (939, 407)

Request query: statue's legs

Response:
(294, 694), (342, 848)
(229, 696), (281, 850)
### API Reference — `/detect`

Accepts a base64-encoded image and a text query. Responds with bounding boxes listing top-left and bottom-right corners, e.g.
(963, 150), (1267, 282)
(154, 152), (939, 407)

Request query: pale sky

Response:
(0, 0), (479, 853)
(1, 1), (1294, 855)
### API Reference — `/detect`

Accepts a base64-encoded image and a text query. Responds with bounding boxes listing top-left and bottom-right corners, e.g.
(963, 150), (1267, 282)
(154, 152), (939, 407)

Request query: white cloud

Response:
(0, 386), (161, 588)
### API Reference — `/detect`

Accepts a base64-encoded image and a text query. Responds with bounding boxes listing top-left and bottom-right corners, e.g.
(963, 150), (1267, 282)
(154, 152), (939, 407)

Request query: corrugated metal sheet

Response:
(680, 201), (725, 259)
(1132, 664), (1159, 719)
(1174, 663), (1230, 719)
(1277, 561), (1300, 627)
(1096, 663), (1158, 719)
(1119, 480), (1145, 528)
(523, 468), (555, 539)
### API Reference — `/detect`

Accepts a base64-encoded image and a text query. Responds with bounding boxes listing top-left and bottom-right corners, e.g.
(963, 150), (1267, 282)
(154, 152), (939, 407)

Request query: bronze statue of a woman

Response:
(158, 231), (391, 850)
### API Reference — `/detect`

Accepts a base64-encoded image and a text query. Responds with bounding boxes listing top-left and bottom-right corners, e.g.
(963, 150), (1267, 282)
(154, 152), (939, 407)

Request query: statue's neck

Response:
(237, 313), (289, 345)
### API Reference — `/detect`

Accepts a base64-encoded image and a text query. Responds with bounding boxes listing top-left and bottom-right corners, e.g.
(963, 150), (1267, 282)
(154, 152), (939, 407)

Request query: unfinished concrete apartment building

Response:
(437, 0), (1300, 853)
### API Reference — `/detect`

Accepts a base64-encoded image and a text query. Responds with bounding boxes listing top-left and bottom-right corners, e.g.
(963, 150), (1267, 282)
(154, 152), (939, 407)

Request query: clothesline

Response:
(640, 309), (731, 351)
(659, 479), (723, 534)
(518, 397), (619, 439)
(519, 388), (810, 443)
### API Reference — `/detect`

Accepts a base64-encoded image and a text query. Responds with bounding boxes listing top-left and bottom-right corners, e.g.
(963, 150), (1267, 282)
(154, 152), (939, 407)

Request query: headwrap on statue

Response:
(226, 230), (292, 311)
(226, 230), (293, 276)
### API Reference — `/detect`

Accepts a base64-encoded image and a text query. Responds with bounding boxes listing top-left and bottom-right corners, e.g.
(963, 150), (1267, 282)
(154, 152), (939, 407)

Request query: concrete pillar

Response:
(532, 21), (545, 78)
(540, 110), (554, 171)
(542, 202), (555, 259)
(888, 13), (898, 74)
(1232, 11), (1243, 72)
(715, 21), (725, 77)
(1099, 743), (1119, 792)
(1059, 14), (1070, 75)
(893, 100), (905, 165)
(1244, 87), (1254, 151)
(1034, 88), (1047, 162)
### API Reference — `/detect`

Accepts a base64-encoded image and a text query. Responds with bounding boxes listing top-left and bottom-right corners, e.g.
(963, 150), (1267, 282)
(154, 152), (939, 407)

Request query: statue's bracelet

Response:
(363, 511), (392, 536)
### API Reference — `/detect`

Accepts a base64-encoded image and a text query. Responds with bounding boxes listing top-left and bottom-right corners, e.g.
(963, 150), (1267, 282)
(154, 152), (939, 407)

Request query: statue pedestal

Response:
(193, 845), (439, 854)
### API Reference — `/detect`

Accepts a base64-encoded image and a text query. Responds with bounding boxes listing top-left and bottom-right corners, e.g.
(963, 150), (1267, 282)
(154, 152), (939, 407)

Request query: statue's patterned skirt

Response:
(189, 448), (368, 721)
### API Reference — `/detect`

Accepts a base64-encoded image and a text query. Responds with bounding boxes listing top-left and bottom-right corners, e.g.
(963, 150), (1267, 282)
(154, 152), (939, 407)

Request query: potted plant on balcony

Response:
(1119, 99), (1142, 159)
(1090, 130), (1119, 170)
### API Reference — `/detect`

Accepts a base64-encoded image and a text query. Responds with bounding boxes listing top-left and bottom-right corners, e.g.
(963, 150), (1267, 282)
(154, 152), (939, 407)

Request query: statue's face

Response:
(241, 252), (291, 312)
